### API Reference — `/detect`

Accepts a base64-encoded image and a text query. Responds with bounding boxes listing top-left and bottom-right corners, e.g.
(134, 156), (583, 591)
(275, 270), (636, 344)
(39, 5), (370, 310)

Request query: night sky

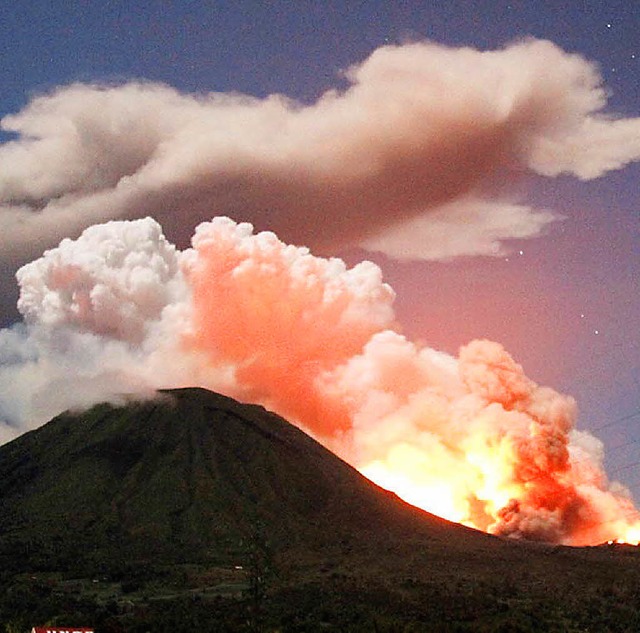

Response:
(1, 2), (639, 493)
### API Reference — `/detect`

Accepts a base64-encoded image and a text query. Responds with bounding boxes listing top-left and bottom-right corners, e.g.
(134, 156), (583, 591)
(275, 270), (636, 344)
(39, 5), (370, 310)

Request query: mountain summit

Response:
(0, 387), (482, 573)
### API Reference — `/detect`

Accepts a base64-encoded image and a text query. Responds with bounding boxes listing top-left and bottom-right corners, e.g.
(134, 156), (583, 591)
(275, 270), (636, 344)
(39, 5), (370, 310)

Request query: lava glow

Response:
(182, 218), (640, 546)
(618, 527), (640, 546)
(361, 456), (469, 524)
(361, 450), (640, 546)
(360, 439), (528, 529)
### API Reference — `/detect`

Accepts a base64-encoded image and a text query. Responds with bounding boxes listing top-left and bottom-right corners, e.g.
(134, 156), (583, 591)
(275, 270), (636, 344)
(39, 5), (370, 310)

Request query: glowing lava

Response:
(358, 435), (640, 546)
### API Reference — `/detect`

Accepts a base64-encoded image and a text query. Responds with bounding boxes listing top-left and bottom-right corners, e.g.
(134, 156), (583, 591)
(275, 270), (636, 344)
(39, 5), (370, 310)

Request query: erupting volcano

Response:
(2, 38), (640, 548)
(4, 216), (639, 546)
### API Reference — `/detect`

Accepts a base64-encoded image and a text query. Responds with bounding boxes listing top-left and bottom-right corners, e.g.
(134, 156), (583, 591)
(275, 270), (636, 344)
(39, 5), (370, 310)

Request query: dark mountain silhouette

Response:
(3, 387), (640, 632)
(0, 387), (486, 574)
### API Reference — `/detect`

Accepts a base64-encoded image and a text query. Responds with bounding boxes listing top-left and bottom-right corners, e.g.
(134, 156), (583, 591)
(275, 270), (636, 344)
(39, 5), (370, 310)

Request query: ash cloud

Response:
(2, 39), (640, 287)
(0, 219), (207, 434)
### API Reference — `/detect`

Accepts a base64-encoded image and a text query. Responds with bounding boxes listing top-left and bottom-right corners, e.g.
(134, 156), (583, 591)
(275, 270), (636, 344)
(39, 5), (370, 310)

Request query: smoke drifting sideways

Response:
(3, 38), (640, 280)
(2, 216), (640, 547)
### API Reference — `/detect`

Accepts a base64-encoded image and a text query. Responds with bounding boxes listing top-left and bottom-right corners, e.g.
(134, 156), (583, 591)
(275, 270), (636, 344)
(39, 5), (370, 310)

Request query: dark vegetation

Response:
(1, 387), (640, 631)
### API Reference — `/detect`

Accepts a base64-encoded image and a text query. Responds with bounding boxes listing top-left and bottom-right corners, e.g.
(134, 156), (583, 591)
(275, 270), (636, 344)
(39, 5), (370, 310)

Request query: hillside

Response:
(2, 388), (640, 632)
(0, 387), (484, 573)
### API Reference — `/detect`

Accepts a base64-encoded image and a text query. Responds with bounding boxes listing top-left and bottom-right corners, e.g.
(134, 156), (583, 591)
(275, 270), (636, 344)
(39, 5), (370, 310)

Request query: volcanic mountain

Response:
(4, 388), (640, 631)
(0, 387), (488, 574)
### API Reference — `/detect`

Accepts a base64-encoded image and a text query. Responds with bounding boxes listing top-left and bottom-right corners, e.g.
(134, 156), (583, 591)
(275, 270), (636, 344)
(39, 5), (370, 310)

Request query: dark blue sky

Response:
(1, 1), (637, 107)
(1, 1), (639, 489)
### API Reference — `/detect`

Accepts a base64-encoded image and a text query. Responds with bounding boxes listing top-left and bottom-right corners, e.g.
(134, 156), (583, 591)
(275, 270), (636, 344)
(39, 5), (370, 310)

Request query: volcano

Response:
(0, 387), (485, 574)
(3, 388), (640, 632)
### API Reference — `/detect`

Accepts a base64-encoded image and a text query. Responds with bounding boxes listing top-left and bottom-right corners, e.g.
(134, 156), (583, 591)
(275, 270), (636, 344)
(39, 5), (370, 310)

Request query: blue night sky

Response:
(1, 2), (639, 496)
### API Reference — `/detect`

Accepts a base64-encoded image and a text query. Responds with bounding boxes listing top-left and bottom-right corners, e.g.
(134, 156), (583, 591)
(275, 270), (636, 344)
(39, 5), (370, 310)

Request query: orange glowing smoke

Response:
(180, 218), (640, 546)
(184, 218), (395, 437)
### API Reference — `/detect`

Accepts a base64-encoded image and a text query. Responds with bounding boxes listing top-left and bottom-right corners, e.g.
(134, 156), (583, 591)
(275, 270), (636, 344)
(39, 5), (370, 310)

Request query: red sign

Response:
(31, 628), (94, 633)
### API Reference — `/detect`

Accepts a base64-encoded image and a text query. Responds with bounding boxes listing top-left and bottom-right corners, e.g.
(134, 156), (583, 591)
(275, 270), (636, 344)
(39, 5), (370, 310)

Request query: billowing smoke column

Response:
(184, 217), (395, 437)
(2, 216), (639, 546)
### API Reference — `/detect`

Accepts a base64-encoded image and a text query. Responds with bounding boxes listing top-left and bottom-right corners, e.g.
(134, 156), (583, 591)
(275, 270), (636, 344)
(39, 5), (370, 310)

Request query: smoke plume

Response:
(3, 38), (640, 279)
(2, 216), (639, 546)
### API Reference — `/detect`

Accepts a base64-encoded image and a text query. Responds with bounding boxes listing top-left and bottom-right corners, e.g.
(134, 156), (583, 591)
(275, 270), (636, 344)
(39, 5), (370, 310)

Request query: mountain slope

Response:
(5, 389), (640, 631)
(0, 387), (487, 573)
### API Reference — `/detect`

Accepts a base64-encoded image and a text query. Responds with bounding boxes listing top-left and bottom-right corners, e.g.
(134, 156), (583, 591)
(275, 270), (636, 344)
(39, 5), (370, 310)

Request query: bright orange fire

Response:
(358, 437), (640, 546)
(618, 527), (640, 546)
(358, 435), (525, 530)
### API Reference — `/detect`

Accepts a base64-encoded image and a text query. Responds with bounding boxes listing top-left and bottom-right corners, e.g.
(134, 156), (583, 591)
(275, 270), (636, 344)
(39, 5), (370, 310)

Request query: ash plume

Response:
(2, 216), (640, 546)
(2, 38), (640, 280)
